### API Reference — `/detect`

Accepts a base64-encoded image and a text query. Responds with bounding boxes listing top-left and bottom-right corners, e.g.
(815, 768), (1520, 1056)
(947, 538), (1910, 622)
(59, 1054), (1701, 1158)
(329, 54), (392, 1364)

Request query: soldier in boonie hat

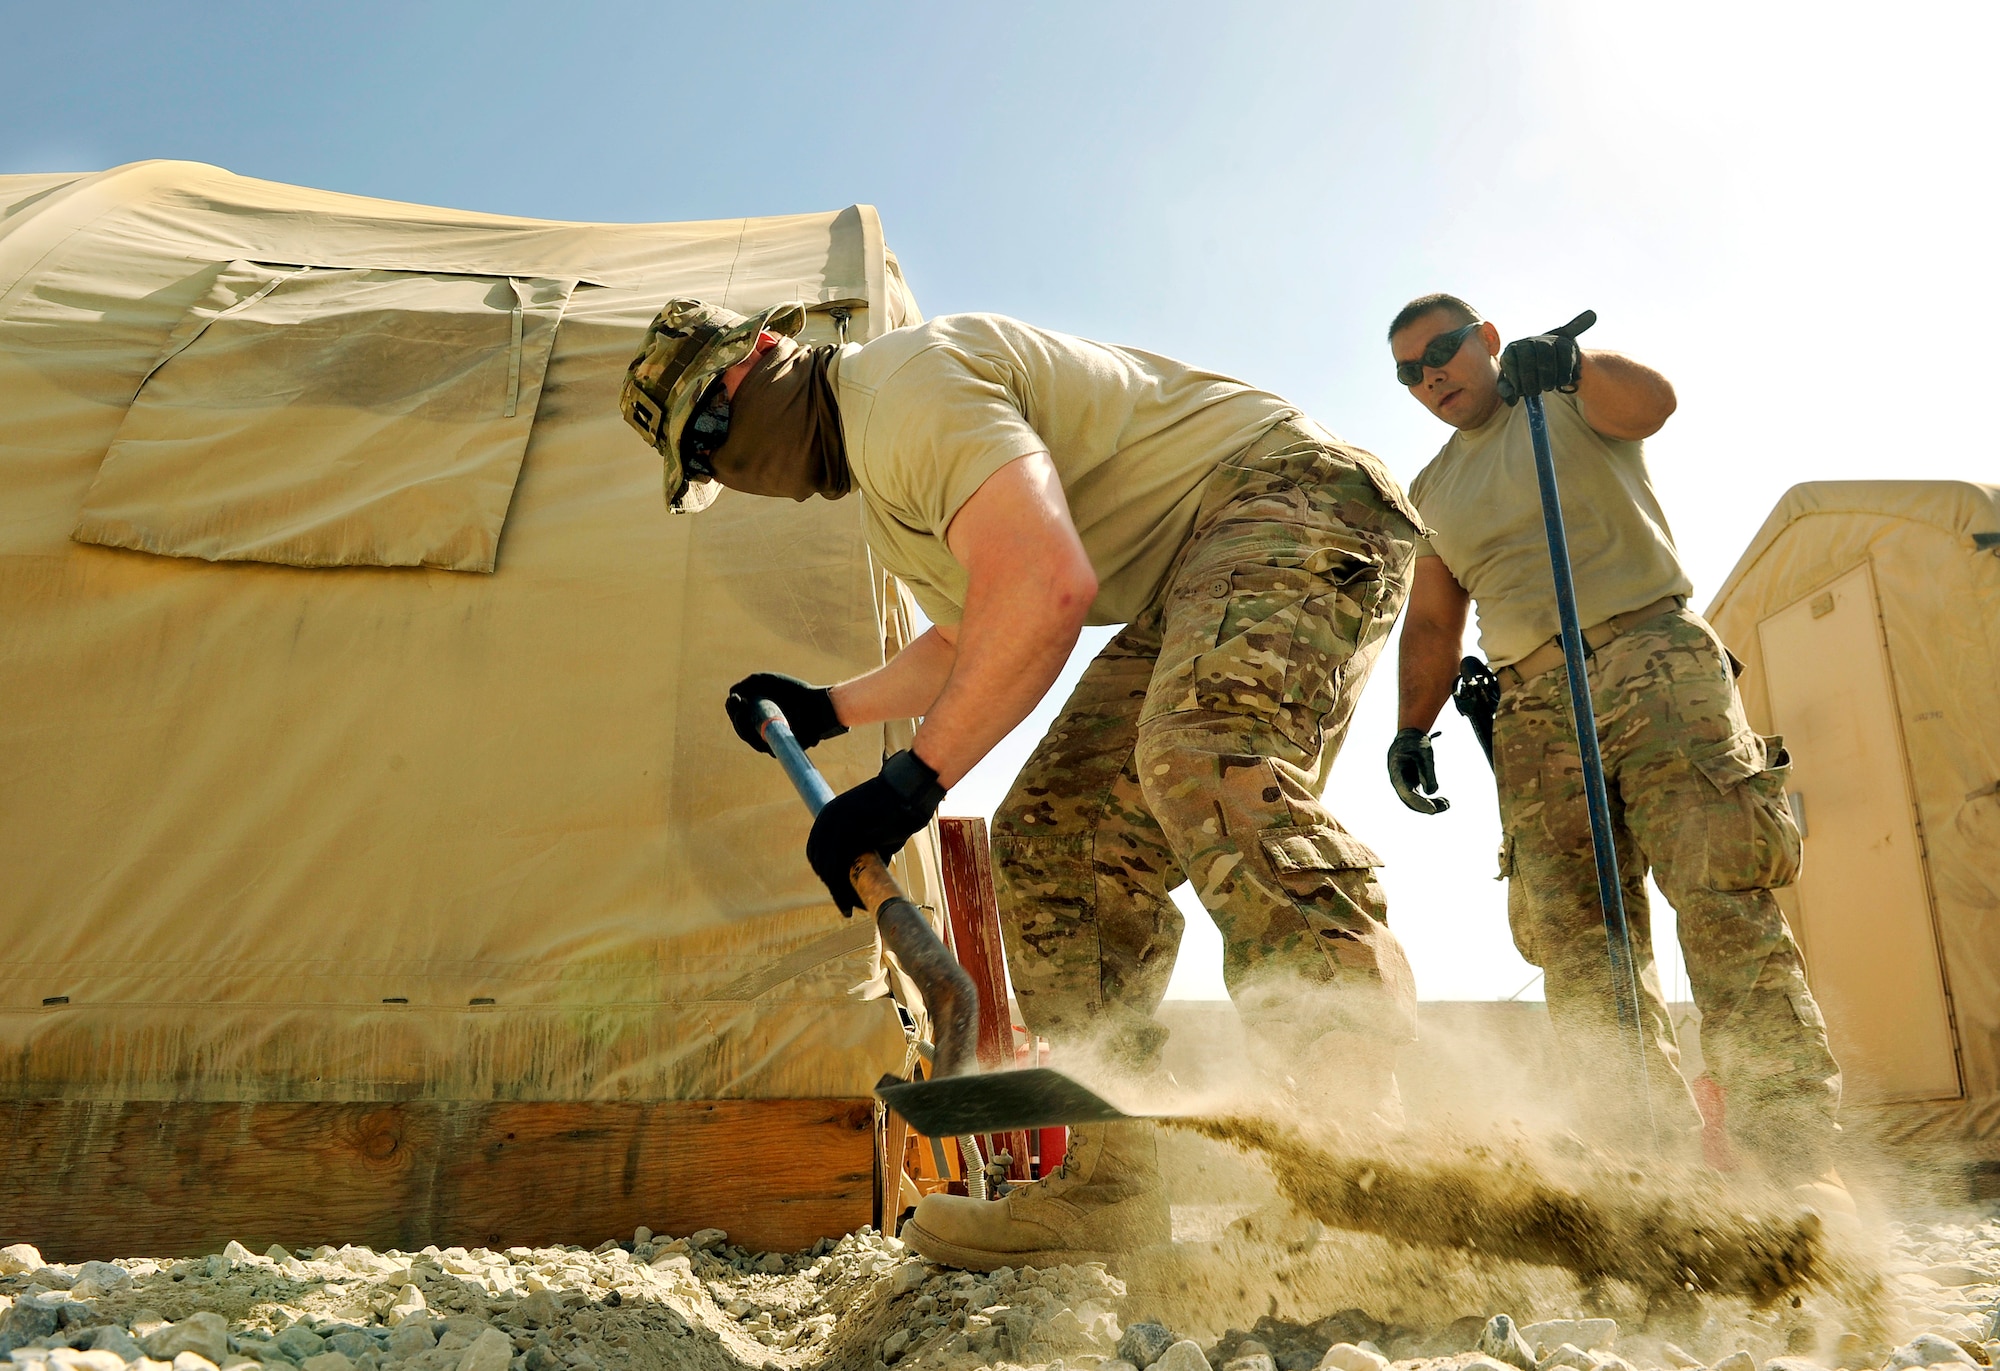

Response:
(618, 298), (806, 513)
(631, 294), (1432, 1274)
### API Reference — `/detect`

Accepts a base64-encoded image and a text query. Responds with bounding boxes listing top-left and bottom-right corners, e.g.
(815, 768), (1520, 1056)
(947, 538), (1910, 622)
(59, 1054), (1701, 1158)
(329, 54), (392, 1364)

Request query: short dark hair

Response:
(1387, 293), (1482, 342)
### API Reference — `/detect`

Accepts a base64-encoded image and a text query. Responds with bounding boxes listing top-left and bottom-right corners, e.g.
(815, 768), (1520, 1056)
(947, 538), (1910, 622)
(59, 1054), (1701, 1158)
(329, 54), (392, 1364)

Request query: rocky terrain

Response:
(3, 1204), (1996, 1371)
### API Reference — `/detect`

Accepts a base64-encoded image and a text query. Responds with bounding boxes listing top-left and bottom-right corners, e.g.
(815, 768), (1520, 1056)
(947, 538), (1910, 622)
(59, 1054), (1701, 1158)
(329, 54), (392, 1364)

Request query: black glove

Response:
(725, 671), (847, 755)
(1387, 727), (1450, 815)
(806, 750), (946, 914)
(1496, 309), (1596, 406)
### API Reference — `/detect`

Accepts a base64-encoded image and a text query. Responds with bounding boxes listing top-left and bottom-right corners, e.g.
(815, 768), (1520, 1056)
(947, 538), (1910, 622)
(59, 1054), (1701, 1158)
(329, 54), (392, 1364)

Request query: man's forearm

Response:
(1398, 622), (1461, 732)
(1398, 555), (1471, 731)
(911, 572), (1089, 787)
(828, 627), (957, 728)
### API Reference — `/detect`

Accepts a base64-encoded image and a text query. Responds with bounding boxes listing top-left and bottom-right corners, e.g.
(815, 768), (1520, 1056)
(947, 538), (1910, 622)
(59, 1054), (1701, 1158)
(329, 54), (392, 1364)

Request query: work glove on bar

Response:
(808, 750), (947, 914)
(1496, 309), (1596, 406)
(726, 671), (847, 754)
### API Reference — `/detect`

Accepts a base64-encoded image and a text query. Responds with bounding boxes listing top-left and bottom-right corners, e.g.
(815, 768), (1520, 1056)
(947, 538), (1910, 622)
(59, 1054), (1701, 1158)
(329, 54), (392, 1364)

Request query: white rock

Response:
(171, 1356), (219, 1371)
(385, 1283), (428, 1325)
(143, 1314), (229, 1366)
(0, 1245), (43, 1275)
(1922, 1265), (1989, 1287)
(455, 1329), (513, 1371)
(1713, 1353), (1756, 1371)
(1660, 1344), (1703, 1369)
(1224, 1357), (1276, 1371)
(1320, 1345), (1390, 1371)
(1540, 1346), (1594, 1371)
(220, 1242), (255, 1265)
(1525, 1323), (1619, 1357)
(67, 1262), (132, 1300)
(1888, 1336), (1979, 1370)
(263, 1245), (291, 1262)
(48, 1352), (128, 1371)
(1156, 1341), (1212, 1371)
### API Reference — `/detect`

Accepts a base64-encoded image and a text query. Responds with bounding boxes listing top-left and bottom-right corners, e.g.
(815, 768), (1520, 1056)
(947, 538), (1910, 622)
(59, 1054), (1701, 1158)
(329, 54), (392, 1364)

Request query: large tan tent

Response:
(1706, 481), (2000, 1157)
(0, 161), (944, 1253)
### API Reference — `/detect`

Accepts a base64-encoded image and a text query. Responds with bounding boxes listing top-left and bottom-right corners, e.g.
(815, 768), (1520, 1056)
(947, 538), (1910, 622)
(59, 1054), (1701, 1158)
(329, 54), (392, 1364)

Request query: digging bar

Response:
(1520, 310), (1659, 1148)
(753, 697), (981, 1079)
(753, 698), (1159, 1137)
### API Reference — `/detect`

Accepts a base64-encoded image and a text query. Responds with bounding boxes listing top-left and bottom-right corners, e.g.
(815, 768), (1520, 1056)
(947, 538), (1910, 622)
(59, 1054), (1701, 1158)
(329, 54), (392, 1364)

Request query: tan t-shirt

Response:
(828, 314), (1294, 625)
(1409, 390), (1691, 668)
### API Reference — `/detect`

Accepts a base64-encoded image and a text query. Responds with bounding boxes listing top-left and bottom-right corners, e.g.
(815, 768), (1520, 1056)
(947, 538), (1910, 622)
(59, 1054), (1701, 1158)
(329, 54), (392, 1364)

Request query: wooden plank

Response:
(937, 817), (1012, 1072)
(937, 815), (1032, 1181)
(880, 1103), (912, 1230)
(0, 1098), (872, 1261)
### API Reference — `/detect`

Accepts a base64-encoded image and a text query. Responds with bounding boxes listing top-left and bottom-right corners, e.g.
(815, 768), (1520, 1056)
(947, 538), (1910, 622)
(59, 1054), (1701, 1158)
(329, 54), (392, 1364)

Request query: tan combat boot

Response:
(902, 1121), (1171, 1271)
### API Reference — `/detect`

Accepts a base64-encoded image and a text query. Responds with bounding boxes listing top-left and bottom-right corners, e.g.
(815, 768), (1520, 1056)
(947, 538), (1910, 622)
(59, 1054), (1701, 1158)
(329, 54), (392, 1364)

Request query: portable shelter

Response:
(0, 161), (937, 1254)
(1706, 481), (2000, 1155)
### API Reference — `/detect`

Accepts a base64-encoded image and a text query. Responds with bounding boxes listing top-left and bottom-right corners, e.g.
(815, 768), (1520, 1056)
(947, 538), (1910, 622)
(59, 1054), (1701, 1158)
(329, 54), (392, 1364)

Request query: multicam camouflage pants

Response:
(991, 420), (1421, 1075)
(1496, 607), (1841, 1178)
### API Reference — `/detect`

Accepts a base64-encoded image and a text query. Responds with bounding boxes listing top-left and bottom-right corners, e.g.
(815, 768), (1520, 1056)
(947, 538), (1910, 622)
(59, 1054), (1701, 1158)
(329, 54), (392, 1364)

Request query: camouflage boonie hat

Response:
(619, 298), (807, 513)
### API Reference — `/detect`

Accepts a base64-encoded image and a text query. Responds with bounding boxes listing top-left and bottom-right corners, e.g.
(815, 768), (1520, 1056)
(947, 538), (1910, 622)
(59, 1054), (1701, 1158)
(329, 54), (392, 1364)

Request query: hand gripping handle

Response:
(750, 698), (980, 1079)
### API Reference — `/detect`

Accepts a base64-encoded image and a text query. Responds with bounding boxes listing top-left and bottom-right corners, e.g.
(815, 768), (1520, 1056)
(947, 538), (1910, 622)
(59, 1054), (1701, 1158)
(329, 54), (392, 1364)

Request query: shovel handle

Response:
(750, 698), (981, 1080)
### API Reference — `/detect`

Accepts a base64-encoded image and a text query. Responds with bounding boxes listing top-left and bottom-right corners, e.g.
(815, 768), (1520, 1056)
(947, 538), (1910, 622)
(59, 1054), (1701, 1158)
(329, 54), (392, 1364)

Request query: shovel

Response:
(753, 699), (1142, 1137)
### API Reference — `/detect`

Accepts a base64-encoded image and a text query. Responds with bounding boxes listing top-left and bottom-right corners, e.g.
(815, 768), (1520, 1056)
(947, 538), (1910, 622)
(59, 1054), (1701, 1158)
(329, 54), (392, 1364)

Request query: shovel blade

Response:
(874, 1067), (1140, 1135)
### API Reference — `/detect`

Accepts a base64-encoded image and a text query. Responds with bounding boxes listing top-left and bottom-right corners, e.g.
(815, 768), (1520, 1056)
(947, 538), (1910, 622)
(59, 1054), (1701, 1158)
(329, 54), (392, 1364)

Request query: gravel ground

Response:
(2, 1205), (1996, 1371)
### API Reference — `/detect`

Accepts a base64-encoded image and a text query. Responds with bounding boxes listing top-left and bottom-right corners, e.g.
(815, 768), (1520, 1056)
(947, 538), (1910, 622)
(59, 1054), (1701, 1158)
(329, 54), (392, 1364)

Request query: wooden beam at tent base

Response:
(1, 1098), (873, 1262)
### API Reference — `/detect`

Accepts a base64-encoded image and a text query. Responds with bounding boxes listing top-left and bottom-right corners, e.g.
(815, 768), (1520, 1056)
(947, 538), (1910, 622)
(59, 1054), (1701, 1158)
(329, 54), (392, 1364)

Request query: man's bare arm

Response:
(827, 626), (959, 728)
(1397, 556), (1471, 731)
(1574, 350), (1676, 441)
(868, 452), (1095, 787)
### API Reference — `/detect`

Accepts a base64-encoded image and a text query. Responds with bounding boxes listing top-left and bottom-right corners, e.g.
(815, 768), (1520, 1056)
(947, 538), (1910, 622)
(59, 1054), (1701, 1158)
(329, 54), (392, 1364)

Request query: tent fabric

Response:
(1706, 480), (2000, 1140)
(75, 264), (578, 572)
(0, 161), (935, 1103)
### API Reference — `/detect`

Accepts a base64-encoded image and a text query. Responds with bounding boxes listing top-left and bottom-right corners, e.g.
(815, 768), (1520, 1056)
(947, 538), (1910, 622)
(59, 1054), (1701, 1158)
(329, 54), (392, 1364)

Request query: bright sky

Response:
(8, 3), (1995, 1000)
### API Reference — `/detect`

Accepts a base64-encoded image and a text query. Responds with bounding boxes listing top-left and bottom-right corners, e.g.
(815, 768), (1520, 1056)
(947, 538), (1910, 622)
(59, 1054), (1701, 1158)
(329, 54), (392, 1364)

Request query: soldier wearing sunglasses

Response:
(1384, 294), (1845, 1199)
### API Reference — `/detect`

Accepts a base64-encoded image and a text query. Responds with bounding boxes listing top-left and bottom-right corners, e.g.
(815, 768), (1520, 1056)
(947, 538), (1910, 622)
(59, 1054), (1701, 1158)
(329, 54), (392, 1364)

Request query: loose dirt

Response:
(1166, 1115), (1843, 1306)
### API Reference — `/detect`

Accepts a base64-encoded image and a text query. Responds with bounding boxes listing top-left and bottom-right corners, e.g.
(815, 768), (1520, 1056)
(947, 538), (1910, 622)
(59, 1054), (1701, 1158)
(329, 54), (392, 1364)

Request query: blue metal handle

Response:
(1525, 393), (1658, 1147)
(754, 699), (837, 814)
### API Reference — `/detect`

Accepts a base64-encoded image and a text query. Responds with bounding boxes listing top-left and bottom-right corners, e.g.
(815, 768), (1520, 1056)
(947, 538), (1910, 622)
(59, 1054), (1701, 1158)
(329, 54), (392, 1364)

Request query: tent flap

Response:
(73, 263), (576, 572)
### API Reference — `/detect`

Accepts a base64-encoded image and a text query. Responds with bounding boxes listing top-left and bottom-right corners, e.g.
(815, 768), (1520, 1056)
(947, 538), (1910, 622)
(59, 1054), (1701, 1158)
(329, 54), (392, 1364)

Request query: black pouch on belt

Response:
(1452, 656), (1501, 769)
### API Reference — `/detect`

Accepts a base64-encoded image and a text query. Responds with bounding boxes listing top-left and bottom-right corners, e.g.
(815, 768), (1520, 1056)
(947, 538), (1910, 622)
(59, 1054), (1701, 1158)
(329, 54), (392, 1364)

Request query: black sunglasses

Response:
(1394, 321), (1482, 386)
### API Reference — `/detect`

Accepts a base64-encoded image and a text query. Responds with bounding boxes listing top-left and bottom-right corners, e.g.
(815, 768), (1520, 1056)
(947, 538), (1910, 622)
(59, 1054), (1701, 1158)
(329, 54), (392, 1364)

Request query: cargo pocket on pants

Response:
(1691, 729), (1804, 891)
(1148, 562), (1378, 751)
(1260, 823), (1415, 1038)
(1261, 824), (1388, 944)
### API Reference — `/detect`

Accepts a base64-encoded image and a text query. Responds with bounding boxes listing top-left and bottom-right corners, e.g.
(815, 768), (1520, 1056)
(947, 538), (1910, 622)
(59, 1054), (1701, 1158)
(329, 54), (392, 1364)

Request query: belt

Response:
(1496, 594), (1687, 690)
